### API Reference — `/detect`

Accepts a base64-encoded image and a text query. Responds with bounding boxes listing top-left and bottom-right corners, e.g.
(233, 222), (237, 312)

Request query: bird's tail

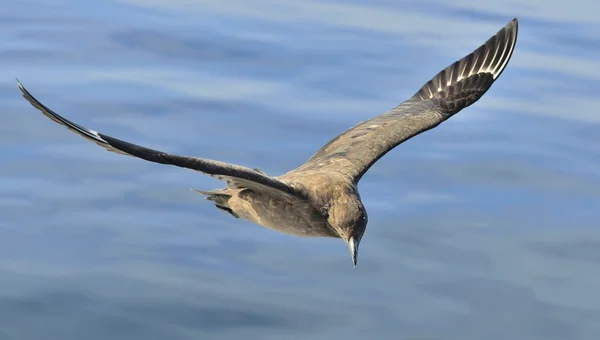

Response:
(411, 18), (518, 114)
(191, 188), (230, 203)
(191, 188), (239, 218)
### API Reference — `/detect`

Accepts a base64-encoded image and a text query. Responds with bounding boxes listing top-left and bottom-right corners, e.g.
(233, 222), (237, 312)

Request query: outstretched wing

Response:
(17, 81), (306, 201)
(294, 18), (518, 183)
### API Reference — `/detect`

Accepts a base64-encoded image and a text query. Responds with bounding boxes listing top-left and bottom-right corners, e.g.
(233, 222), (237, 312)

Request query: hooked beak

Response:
(348, 236), (359, 268)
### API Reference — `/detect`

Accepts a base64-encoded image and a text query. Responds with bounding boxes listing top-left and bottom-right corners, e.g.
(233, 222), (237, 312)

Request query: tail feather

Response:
(191, 189), (239, 218)
(191, 188), (230, 202)
(412, 18), (518, 113)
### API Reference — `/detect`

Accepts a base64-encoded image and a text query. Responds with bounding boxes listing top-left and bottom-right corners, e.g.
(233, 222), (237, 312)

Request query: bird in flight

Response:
(18, 18), (518, 267)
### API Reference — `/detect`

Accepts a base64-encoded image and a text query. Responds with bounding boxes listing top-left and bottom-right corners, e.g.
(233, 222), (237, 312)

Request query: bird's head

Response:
(327, 195), (368, 267)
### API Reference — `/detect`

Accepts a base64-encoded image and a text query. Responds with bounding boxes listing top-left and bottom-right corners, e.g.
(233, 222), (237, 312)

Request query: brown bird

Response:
(17, 18), (518, 267)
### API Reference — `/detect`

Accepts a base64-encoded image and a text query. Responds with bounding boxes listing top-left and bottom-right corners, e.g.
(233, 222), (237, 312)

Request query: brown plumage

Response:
(17, 18), (519, 267)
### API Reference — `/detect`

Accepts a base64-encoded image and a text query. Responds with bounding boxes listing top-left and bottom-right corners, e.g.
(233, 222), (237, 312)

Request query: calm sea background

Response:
(1, 0), (600, 339)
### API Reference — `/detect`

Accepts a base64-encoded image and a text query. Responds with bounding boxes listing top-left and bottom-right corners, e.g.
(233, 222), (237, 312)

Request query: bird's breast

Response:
(227, 189), (338, 238)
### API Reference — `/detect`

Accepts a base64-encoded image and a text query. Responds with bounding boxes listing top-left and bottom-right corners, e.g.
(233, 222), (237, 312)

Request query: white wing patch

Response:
(417, 19), (518, 100)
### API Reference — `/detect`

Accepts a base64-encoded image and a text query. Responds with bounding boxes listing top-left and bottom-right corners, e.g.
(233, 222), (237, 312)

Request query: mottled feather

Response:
(294, 18), (518, 183)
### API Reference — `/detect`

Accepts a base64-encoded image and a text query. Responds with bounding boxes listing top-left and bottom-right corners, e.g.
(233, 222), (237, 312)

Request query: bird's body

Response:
(17, 18), (519, 266)
(198, 170), (362, 239)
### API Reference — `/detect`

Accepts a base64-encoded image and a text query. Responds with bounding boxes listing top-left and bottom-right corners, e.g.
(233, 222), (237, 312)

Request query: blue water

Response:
(1, 0), (600, 339)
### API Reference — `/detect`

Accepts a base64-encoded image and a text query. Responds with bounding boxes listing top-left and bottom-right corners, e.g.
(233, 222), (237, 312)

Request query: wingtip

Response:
(507, 17), (519, 36)
(15, 79), (30, 99)
(410, 16), (519, 109)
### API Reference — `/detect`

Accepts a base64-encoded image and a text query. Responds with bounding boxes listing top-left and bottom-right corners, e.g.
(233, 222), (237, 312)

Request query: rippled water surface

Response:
(2, 1), (600, 339)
